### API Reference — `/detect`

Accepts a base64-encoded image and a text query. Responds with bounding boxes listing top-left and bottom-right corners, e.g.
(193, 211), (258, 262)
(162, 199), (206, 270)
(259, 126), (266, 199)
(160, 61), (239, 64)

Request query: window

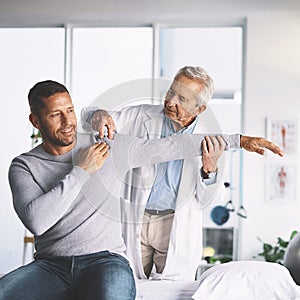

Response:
(160, 26), (243, 132)
(0, 27), (65, 155)
(72, 27), (153, 111)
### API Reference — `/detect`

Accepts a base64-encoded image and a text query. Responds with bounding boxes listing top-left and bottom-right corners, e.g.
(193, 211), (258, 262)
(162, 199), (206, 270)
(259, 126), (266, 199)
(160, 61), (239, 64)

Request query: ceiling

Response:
(1, 0), (300, 26)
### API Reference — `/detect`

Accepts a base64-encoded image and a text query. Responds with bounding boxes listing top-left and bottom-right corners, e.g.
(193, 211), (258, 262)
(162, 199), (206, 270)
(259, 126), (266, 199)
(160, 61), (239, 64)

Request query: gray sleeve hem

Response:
(227, 133), (241, 149)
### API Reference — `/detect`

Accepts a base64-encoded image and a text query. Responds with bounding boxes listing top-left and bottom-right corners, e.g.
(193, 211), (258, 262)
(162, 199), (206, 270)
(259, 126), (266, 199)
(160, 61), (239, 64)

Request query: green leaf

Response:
(290, 230), (298, 241)
(273, 246), (279, 254)
(263, 243), (273, 253)
(278, 237), (288, 248)
(278, 249), (285, 260)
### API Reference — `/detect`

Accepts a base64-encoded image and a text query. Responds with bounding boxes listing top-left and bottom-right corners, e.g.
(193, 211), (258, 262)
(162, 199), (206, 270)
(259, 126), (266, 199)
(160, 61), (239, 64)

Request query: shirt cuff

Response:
(201, 167), (218, 185)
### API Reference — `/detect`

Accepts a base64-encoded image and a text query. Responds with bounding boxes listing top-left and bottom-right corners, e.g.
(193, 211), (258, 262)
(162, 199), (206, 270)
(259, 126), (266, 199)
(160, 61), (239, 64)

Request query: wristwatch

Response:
(201, 167), (218, 179)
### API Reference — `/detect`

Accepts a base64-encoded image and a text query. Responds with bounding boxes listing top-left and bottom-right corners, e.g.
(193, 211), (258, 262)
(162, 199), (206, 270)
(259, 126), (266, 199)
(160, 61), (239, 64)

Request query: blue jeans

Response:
(0, 251), (136, 300)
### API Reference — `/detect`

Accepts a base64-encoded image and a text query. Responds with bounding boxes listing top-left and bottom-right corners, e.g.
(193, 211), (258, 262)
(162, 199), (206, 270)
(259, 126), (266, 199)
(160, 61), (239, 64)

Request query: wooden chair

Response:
(23, 230), (35, 264)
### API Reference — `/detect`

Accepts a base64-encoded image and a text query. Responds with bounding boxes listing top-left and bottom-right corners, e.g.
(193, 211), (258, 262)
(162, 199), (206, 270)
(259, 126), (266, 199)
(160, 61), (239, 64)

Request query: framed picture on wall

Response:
(266, 117), (298, 157)
(265, 162), (297, 204)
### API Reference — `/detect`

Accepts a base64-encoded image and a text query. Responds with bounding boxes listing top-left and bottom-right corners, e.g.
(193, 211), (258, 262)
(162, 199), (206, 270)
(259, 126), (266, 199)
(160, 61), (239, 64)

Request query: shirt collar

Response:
(162, 114), (198, 137)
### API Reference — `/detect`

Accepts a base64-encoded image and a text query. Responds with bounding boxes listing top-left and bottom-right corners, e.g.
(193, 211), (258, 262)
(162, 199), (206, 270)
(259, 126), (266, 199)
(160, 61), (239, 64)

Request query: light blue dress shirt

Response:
(146, 115), (216, 211)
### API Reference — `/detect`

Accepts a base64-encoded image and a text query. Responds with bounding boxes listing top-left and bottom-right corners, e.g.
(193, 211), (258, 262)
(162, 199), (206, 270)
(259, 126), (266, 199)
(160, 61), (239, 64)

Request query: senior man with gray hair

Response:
(82, 66), (283, 280)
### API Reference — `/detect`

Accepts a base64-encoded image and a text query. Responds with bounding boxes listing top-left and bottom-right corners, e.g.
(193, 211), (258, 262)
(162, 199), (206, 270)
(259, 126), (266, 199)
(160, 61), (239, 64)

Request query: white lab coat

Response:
(99, 104), (228, 281)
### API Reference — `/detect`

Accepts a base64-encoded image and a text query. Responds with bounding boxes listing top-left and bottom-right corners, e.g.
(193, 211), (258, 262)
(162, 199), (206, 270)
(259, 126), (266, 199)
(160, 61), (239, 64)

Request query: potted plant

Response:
(256, 230), (298, 264)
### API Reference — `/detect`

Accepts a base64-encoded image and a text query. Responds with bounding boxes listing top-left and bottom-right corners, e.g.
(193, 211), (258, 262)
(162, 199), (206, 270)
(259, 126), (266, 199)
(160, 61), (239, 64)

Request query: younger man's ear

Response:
(29, 113), (40, 129)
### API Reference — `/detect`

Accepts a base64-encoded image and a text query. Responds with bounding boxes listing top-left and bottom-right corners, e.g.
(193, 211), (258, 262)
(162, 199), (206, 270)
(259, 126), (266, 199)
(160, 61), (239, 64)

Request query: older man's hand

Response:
(240, 136), (284, 157)
(202, 136), (226, 173)
(91, 110), (116, 140)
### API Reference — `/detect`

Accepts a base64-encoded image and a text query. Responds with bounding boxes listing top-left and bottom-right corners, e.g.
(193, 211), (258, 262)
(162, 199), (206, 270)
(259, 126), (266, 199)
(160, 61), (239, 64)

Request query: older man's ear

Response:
(195, 105), (206, 116)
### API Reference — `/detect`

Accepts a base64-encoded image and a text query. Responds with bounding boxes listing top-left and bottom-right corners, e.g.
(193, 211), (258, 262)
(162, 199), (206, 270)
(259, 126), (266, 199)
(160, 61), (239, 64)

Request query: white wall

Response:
(0, 28), (65, 274)
(241, 14), (300, 260)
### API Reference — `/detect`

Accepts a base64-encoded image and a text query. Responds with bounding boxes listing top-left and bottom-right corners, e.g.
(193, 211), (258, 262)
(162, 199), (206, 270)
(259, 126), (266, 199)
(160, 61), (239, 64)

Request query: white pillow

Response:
(192, 261), (300, 300)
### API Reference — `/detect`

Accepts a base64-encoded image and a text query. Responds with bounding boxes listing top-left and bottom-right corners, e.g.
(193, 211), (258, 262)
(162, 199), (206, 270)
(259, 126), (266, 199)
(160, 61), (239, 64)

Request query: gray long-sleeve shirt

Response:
(8, 132), (240, 257)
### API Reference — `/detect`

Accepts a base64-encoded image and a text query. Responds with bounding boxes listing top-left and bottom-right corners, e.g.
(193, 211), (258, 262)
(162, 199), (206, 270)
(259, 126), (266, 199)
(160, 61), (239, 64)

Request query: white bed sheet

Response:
(135, 261), (300, 300)
(136, 279), (199, 300)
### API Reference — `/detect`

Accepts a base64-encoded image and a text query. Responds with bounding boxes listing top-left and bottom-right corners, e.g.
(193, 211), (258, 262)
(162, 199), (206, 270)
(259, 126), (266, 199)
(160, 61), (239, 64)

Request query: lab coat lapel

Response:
(175, 121), (203, 209)
(143, 106), (164, 139)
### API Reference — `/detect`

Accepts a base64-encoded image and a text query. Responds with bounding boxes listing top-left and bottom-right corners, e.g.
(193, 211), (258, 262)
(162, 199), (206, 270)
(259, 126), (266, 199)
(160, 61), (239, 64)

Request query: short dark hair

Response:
(28, 80), (69, 115)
